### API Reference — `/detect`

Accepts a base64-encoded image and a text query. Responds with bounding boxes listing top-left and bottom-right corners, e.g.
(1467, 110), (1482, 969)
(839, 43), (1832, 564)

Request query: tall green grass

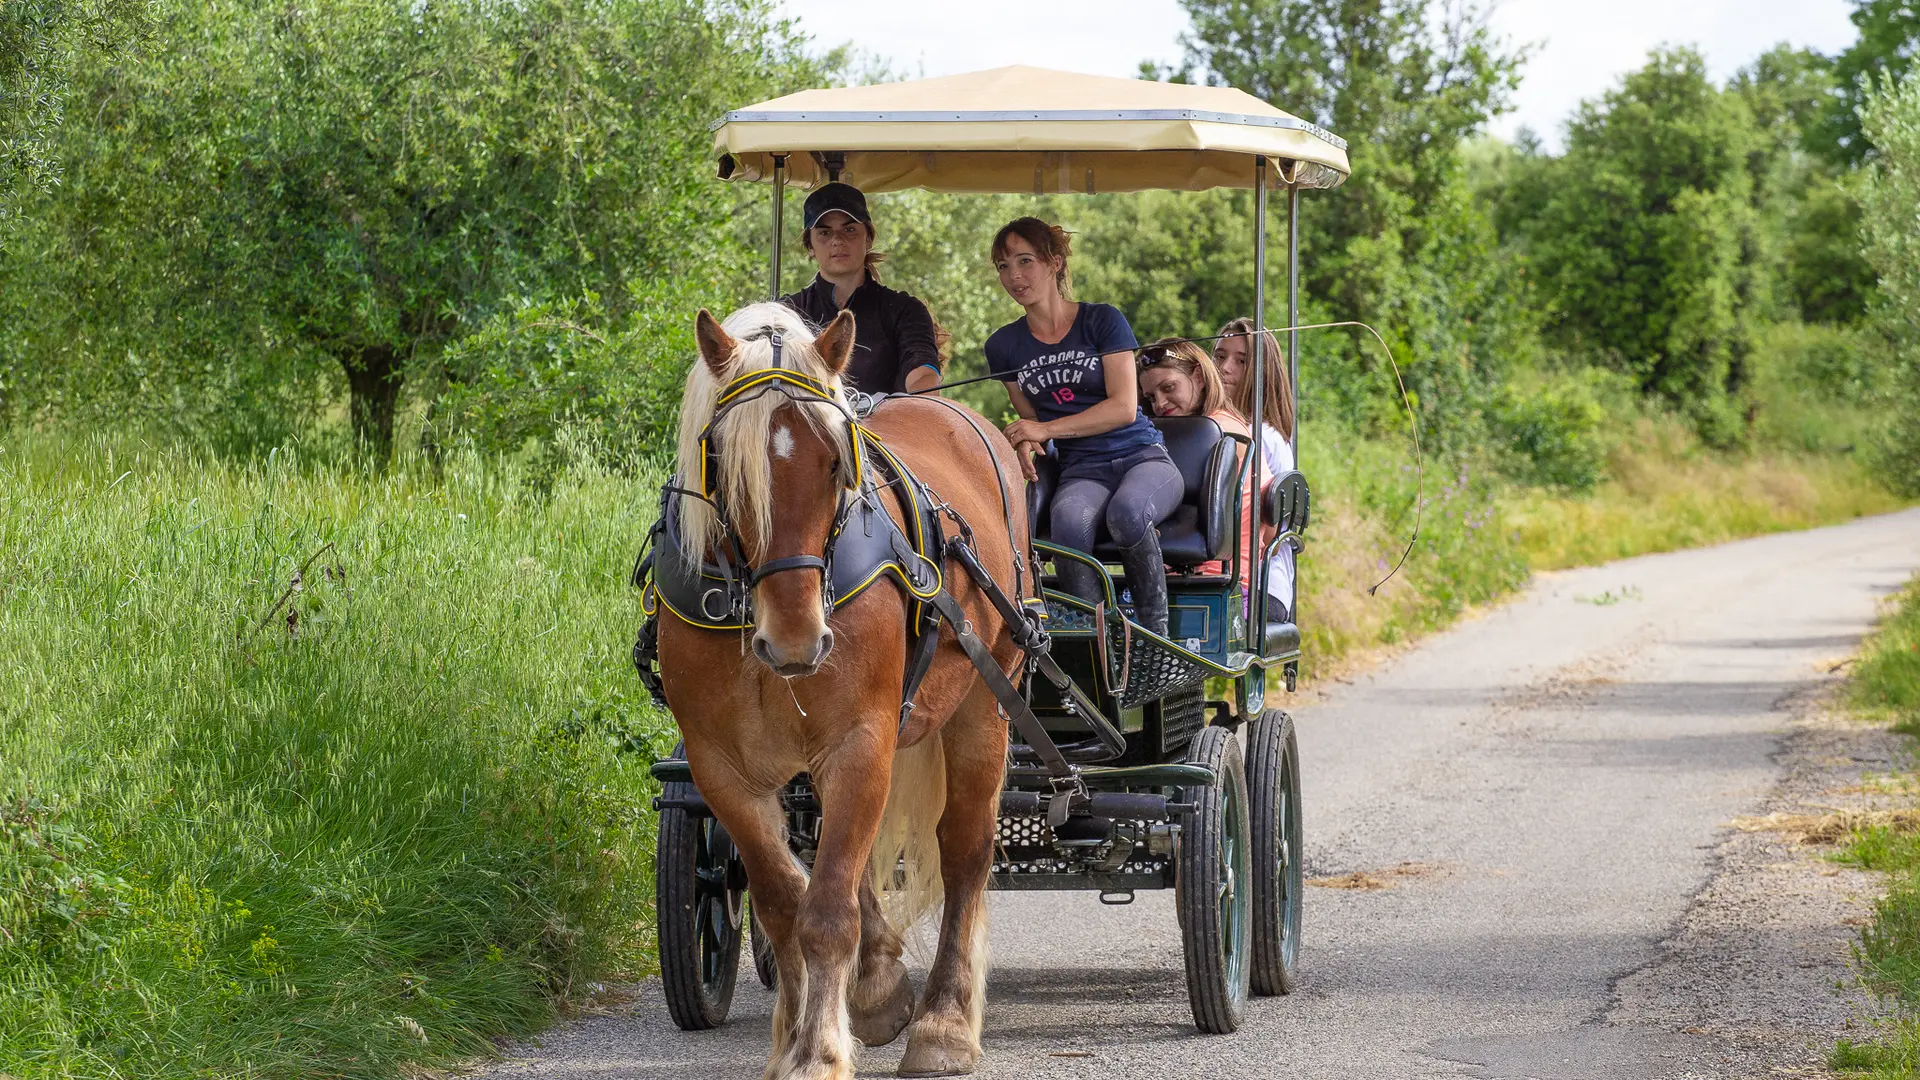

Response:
(0, 431), (673, 1079)
(1829, 578), (1920, 1077)
(1506, 415), (1904, 571)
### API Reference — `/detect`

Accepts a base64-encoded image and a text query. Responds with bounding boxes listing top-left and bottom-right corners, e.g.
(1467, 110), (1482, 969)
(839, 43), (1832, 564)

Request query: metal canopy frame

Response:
(748, 125), (1331, 653)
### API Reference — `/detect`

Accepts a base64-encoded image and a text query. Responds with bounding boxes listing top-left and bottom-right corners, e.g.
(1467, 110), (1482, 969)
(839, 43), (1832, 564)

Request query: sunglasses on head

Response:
(1136, 344), (1172, 368)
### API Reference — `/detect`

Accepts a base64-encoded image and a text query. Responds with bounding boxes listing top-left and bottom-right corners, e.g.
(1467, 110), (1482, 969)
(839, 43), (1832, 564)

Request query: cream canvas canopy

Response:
(712, 65), (1349, 195)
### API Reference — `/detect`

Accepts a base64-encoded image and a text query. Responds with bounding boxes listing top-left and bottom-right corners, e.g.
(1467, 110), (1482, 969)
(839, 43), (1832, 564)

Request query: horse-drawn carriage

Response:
(632, 65), (1348, 1074)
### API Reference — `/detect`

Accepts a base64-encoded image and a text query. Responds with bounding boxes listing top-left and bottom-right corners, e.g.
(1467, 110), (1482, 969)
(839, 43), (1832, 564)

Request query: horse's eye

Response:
(829, 456), (842, 476)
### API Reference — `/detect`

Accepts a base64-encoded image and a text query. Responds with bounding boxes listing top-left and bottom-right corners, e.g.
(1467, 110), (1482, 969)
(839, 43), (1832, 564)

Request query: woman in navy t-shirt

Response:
(985, 217), (1183, 635)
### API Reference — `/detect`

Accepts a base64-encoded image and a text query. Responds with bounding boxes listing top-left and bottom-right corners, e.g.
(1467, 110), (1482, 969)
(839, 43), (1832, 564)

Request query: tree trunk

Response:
(342, 345), (403, 456)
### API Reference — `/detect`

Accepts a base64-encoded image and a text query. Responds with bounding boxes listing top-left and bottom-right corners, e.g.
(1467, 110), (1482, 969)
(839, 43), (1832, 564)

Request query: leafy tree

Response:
(1731, 46), (1875, 325)
(1516, 48), (1759, 444)
(1859, 70), (1920, 491)
(1166, 0), (1523, 321)
(1151, 0), (1536, 455)
(1814, 0), (1920, 165)
(0, 0), (148, 225)
(3, 0), (810, 454)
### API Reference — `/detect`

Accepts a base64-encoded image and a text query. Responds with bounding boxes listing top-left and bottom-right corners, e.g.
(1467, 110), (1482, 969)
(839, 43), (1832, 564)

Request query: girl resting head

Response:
(1138, 337), (1233, 420)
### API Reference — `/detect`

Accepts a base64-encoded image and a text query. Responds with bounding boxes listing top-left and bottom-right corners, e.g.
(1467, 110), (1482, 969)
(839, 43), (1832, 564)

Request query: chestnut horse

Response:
(657, 302), (1026, 1079)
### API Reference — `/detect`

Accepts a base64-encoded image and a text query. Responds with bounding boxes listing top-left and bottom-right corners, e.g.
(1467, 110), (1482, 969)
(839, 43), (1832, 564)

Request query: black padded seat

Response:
(1263, 619), (1301, 657)
(1026, 417), (1242, 566)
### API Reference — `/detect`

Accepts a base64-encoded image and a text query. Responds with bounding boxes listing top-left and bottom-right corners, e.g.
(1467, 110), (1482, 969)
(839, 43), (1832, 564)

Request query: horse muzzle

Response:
(752, 627), (835, 677)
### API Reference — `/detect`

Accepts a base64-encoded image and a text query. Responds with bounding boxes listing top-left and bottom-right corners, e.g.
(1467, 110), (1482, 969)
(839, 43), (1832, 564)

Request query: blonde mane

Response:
(675, 302), (855, 562)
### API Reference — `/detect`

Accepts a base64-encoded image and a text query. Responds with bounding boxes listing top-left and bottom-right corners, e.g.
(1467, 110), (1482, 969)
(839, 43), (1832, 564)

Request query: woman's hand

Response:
(1012, 439), (1046, 482)
(1003, 418), (1050, 448)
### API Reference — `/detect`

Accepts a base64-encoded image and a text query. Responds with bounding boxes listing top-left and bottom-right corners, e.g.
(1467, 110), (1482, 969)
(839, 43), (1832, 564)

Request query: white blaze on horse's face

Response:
(749, 406), (839, 679)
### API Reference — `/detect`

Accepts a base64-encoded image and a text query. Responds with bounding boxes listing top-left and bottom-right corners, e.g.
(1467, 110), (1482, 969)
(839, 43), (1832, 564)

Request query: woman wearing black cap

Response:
(780, 182), (944, 395)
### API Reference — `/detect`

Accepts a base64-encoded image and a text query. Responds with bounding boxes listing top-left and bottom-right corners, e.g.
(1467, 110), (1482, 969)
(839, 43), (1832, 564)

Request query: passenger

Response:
(986, 217), (1179, 635)
(1137, 338), (1258, 590)
(1213, 318), (1298, 625)
(780, 182), (944, 395)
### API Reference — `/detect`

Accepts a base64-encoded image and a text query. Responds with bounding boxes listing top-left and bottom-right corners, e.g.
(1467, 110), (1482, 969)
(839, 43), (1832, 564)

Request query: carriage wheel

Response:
(656, 777), (745, 1030)
(1177, 724), (1252, 1033)
(1247, 709), (1303, 996)
(749, 900), (778, 989)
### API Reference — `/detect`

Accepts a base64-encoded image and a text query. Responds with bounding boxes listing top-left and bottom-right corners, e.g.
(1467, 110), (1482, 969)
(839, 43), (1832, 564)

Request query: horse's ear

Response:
(815, 309), (855, 377)
(695, 309), (736, 376)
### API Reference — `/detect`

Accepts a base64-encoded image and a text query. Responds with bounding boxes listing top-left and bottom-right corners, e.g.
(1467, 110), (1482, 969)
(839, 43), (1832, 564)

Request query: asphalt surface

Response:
(483, 508), (1920, 1079)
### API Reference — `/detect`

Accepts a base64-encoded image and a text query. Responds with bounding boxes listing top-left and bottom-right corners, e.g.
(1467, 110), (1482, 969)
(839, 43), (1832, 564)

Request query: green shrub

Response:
(1488, 368), (1625, 492)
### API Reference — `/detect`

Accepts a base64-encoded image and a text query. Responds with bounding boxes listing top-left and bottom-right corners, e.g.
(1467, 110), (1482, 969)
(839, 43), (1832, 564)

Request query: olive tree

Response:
(1859, 70), (1920, 491)
(5, 0), (808, 453)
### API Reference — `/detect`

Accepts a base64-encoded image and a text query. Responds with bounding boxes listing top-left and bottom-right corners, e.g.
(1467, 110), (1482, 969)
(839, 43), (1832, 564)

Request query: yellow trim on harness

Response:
(703, 367), (865, 499)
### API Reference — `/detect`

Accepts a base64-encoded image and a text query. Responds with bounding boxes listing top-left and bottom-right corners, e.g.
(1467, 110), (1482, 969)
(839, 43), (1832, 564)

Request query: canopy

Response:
(712, 65), (1349, 195)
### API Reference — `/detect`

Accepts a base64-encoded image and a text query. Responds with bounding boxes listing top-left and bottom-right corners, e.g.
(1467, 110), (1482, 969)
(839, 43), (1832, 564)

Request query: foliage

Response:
(1814, 0), (1920, 166)
(0, 0), (811, 453)
(0, 0), (149, 224)
(1507, 48), (1759, 445)
(1503, 414), (1903, 570)
(1486, 367), (1622, 492)
(0, 429), (673, 1079)
(1163, 0), (1533, 453)
(1854, 577), (1920, 730)
(1829, 578), (1920, 1076)
(1859, 69), (1920, 496)
(1732, 45), (1877, 326)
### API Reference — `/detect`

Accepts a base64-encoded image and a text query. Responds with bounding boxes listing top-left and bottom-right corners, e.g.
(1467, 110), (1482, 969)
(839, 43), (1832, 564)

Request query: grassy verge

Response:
(1826, 577), (1920, 1076)
(0, 414), (1895, 1078)
(0, 431), (673, 1079)
(1505, 417), (1904, 571)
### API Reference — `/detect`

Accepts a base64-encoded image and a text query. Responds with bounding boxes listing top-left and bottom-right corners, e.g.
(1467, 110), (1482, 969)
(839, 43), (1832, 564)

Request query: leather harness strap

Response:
(633, 359), (1094, 787)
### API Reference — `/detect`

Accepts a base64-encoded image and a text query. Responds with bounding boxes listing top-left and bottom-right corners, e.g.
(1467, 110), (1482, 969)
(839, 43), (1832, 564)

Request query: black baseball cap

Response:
(802, 182), (871, 230)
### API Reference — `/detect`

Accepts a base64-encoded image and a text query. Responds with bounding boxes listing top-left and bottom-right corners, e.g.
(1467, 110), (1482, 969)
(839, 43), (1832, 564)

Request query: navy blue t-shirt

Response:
(985, 303), (1163, 467)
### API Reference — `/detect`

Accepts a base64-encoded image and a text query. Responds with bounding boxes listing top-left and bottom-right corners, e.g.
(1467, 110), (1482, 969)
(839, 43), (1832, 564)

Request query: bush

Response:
(1488, 368), (1624, 492)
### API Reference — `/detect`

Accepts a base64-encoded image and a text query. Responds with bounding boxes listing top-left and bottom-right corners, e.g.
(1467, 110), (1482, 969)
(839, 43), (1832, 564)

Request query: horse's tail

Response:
(868, 734), (950, 933)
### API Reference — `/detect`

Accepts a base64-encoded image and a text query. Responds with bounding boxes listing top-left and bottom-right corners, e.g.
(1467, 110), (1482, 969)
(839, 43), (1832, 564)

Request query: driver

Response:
(780, 182), (944, 395)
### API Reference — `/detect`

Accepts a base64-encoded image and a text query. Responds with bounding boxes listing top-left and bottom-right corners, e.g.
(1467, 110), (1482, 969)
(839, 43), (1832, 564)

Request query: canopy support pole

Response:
(1252, 155), (1268, 625)
(1286, 178), (1300, 630)
(1287, 182), (1300, 467)
(769, 154), (787, 299)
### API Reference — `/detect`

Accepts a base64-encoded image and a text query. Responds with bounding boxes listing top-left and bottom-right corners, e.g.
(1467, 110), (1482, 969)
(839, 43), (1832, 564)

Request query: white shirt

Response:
(1257, 427), (1296, 616)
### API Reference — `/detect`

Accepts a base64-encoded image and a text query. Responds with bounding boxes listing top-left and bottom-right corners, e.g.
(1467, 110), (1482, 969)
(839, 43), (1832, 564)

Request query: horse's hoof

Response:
(851, 963), (916, 1046)
(897, 1029), (978, 1077)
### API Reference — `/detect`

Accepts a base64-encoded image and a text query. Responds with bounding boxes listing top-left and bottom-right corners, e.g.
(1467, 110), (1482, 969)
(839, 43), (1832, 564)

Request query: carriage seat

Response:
(1025, 416), (1242, 567)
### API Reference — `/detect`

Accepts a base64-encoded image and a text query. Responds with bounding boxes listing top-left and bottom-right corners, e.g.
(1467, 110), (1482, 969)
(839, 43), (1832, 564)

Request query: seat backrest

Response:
(1153, 416), (1220, 504)
(1262, 469), (1311, 537)
(1153, 416), (1239, 563)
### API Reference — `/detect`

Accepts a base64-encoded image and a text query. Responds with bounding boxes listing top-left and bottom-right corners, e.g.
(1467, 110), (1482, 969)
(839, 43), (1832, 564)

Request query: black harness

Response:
(631, 338), (1120, 811)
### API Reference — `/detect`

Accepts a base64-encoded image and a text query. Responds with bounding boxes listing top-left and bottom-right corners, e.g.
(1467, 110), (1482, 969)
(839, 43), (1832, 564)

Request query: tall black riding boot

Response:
(1052, 556), (1105, 609)
(1116, 532), (1170, 637)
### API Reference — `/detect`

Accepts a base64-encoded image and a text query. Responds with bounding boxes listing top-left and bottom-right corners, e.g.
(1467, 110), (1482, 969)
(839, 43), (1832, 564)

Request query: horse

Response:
(654, 301), (1028, 1079)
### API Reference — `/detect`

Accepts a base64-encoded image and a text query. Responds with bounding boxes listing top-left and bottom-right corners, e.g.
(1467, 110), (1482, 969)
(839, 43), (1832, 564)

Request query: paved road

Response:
(486, 508), (1920, 1079)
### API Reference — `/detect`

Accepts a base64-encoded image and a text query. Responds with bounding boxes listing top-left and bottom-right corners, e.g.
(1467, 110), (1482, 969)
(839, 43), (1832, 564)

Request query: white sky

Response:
(774, 0), (1861, 151)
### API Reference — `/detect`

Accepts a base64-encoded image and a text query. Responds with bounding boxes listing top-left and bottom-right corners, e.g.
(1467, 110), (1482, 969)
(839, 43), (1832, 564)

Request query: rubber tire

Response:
(749, 901), (778, 989)
(656, 778), (744, 1030)
(1177, 724), (1252, 1034)
(1247, 709), (1303, 996)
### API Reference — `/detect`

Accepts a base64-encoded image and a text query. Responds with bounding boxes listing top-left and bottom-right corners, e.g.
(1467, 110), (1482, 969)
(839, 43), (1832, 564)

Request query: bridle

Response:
(673, 328), (868, 624)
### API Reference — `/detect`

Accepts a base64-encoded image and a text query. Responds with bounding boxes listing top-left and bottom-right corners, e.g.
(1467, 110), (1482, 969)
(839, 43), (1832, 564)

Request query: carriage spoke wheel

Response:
(1248, 709), (1304, 995)
(1177, 724), (1252, 1033)
(656, 775), (745, 1030)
